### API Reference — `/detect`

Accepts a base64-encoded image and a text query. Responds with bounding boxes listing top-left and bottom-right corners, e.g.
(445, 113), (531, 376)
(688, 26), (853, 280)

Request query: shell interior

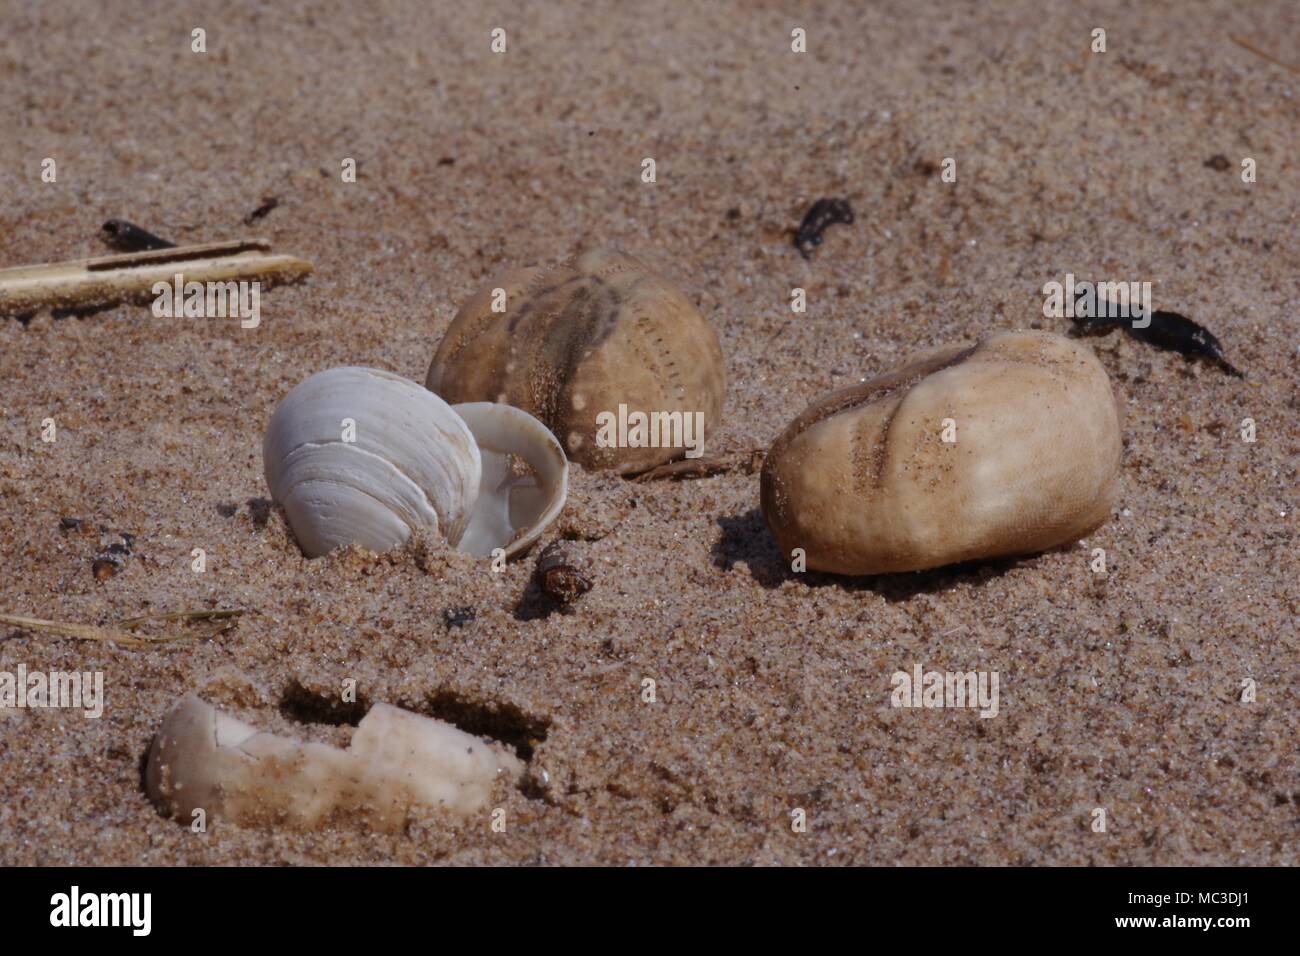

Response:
(451, 402), (569, 558)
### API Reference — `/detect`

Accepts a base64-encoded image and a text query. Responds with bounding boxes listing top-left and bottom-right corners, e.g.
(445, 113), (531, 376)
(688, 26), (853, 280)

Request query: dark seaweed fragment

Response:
(794, 198), (853, 259)
(443, 606), (477, 630)
(100, 219), (175, 252)
(1069, 300), (1242, 377)
(243, 196), (279, 225)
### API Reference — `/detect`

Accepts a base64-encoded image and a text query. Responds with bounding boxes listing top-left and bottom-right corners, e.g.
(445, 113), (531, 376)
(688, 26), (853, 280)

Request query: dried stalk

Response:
(0, 609), (244, 648)
(630, 448), (766, 482)
(0, 239), (311, 316)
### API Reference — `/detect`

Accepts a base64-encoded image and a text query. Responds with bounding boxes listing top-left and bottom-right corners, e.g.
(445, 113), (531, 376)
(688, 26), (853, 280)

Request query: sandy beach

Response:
(0, 0), (1296, 864)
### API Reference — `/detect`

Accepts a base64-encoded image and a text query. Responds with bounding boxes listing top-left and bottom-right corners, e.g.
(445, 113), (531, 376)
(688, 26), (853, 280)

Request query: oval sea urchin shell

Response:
(263, 366), (566, 559)
(426, 246), (725, 475)
(760, 330), (1122, 575)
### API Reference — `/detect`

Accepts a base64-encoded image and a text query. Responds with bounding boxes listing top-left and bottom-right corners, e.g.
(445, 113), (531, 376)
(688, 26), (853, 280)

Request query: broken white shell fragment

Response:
(263, 366), (567, 559)
(144, 694), (524, 829)
(760, 330), (1122, 575)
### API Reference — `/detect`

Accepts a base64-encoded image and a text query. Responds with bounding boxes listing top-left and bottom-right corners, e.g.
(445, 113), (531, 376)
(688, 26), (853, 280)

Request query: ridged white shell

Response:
(263, 366), (568, 560)
(264, 367), (480, 558)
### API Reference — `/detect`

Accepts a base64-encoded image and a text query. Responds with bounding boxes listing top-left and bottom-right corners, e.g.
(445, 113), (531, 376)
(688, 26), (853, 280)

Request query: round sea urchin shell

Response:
(760, 330), (1122, 575)
(426, 246), (725, 474)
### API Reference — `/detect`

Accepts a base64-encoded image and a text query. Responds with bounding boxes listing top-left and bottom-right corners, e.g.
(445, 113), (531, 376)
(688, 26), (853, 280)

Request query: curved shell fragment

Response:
(452, 401), (569, 558)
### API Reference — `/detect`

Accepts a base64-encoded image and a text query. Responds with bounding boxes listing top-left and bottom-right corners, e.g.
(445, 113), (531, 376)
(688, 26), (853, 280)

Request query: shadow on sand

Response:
(712, 508), (1034, 602)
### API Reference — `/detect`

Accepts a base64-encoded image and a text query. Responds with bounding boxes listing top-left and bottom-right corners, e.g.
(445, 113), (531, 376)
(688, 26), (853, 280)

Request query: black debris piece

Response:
(100, 219), (175, 252)
(794, 198), (854, 259)
(246, 497), (273, 529)
(1070, 302), (1243, 377)
(243, 197), (279, 225)
(443, 606), (477, 629)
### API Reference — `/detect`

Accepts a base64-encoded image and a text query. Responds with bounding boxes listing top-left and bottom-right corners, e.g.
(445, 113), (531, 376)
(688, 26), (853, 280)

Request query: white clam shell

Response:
(264, 367), (568, 559)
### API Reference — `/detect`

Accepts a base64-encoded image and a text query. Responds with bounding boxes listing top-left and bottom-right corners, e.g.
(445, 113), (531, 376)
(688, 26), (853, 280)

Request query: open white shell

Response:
(263, 367), (567, 559)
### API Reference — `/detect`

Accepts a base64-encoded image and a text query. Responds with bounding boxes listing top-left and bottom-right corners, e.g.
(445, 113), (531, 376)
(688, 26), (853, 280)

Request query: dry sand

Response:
(0, 0), (1296, 865)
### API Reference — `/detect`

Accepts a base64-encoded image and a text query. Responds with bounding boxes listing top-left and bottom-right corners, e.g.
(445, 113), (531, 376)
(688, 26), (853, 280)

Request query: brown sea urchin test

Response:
(426, 247), (725, 475)
(760, 330), (1122, 575)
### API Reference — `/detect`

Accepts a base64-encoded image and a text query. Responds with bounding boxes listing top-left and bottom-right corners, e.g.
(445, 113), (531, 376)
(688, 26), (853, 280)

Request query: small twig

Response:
(1230, 35), (1300, 75)
(630, 449), (766, 482)
(0, 609), (244, 648)
(117, 608), (244, 629)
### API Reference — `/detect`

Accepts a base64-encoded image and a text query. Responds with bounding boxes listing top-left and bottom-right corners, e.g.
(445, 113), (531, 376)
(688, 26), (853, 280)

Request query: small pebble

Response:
(92, 558), (119, 581)
(90, 531), (135, 581)
(536, 542), (592, 606)
(443, 606), (476, 629)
